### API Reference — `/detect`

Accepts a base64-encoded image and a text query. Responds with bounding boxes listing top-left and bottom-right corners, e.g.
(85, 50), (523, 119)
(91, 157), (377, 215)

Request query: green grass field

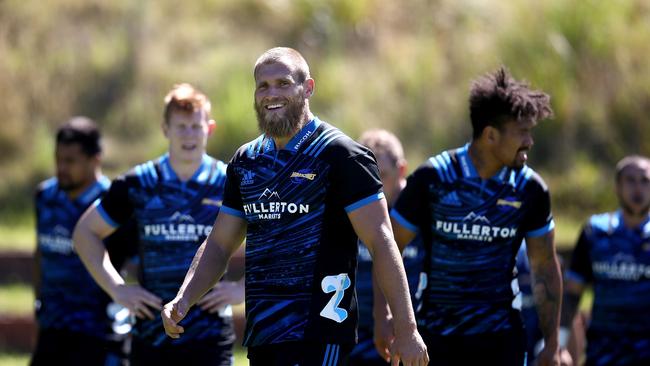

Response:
(0, 284), (32, 315)
(0, 348), (250, 366)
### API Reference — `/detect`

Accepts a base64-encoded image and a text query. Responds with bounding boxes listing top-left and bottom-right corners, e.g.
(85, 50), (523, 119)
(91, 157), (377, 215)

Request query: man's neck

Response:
(386, 179), (407, 208)
(621, 209), (650, 229)
(468, 141), (504, 179)
(168, 153), (203, 181)
(65, 171), (101, 200)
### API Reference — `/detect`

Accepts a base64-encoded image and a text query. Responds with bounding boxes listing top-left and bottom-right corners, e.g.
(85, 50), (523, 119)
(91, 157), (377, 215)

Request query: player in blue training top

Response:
(74, 84), (242, 366)
(382, 67), (563, 366)
(350, 129), (425, 366)
(31, 117), (133, 366)
(161, 47), (429, 366)
(561, 155), (650, 366)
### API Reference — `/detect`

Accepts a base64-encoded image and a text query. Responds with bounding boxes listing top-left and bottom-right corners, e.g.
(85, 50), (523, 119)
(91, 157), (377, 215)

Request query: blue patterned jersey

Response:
(36, 176), (114, 337)
(96, 154), (234, 347)
(391, 143), (554, 336)
(221, 118), (383, 347)
(566, 211), (650, 365)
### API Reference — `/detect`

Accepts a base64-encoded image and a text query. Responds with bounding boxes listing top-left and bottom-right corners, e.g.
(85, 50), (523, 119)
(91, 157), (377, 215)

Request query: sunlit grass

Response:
(0, 284), (33, 315)
(0, 224), (34, 252)
(0, 353), (29, 366)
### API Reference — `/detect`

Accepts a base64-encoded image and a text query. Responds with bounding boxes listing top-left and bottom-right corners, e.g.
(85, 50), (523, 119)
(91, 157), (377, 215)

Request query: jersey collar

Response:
(262, 117), (321, 153)
(159, 153), (211, 183)
(68, 175), (110, 206)
(456, 143), (514, 185)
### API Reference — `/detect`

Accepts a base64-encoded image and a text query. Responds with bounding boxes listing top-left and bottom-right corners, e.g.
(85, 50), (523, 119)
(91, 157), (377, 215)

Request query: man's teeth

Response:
(267, 104), (283, 110)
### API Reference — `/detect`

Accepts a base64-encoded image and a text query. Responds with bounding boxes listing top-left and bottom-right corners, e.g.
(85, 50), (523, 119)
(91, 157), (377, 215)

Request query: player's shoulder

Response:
(230, 134), (268, 163)
(513, 165), (549, 194)
(312, 122), (369, 161)
(36, 177), (58, 199)
(586, 211), (620, 235)
(119, 156), (165, 188)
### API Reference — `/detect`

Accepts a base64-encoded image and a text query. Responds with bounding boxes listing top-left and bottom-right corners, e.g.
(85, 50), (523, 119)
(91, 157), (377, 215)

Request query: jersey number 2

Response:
(320, 273), (351, 323)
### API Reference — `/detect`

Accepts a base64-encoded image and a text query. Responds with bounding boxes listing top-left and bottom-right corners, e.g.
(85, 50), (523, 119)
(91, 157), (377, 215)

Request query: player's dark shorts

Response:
(421, 327), (526, 366)
(248, 341), (353, 366)
(130, 338), (233, 366)
(30, 328), (125, 366)
(348, 328), (388, 366)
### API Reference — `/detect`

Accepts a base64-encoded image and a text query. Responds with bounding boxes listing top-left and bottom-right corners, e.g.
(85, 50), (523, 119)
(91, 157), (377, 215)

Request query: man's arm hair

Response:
(526, 230), (563, 349)
(174, 212), (246, 307)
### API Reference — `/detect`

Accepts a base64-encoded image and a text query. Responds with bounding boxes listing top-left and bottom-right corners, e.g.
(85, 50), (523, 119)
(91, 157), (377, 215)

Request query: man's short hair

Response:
(615, 155), (650, 182)
(358, 129), (405, 166)
(163, 83), (212, 124)
(469, 66), (553, 139)
(56, 116), (101, 157)
(253, 47), (311, 83)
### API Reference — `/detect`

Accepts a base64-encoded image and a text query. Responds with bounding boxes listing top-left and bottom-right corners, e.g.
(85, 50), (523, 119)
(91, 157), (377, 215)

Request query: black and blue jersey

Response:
(567, 211), (650, 365)
(96, 154), (235, 347)
(36, 176), (113, 338)
(221, 117), (383, 347)
(515, 242), (543, 364)
(391, 143), (554, 336)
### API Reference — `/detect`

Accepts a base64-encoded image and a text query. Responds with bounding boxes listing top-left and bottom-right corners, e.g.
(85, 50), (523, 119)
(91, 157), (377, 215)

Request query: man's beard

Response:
(620, 196), (650, 217)
(57, 177), (83, 192)
(255, 97), (307, 138)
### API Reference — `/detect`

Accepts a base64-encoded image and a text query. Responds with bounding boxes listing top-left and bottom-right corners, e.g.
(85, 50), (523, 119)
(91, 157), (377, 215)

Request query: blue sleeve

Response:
(392, 165), (431, 233)
(221, 162), (245, 217)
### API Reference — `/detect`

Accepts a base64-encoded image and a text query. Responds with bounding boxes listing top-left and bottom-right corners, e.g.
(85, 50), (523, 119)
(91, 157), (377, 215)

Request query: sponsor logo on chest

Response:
(435, 211), (517, 242)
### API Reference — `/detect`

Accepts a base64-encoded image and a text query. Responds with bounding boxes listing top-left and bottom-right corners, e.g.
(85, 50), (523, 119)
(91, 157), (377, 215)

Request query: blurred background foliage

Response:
(1, 0), (649, 242)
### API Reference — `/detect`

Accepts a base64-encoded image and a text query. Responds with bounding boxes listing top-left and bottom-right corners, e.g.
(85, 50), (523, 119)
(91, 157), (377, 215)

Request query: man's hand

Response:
(161, 297), (190, 339)
(389, 328), (429, 366)
(110, 284), (162, 320)
(197, 280), (244, 314)
(537, 344), (561, 366)
(373, 314), (395, 362)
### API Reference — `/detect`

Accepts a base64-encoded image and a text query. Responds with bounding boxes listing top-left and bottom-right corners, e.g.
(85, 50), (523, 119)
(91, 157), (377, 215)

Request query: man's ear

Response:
(485, 125), (499, 144)
(207, 119), (216, 136)
(162, 122), (169, 138)
(304, 78), (315, 98)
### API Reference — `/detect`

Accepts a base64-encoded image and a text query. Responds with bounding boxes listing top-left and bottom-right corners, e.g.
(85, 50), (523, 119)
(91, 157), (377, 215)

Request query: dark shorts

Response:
(30, 328), (125, 366)
(248, 341), (353, 366)
(421, 328), (526, 366)
(348, 328), (389, 366)
(130, 338), (233, 366)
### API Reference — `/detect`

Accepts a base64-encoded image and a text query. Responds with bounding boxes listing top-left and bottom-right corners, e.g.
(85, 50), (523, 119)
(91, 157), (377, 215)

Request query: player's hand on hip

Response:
(162, 297), (190, 339)
(111, 284), (162, 320)
(389, 329), (429, 366)
(373, 314), (395, 362)
(537, 345), (561, 366)
(197, 281), (244, 313)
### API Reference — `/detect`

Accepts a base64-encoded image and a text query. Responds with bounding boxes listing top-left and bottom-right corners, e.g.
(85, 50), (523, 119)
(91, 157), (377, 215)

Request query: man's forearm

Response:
(531, 256), (563, 346)
(73, 223), (124, 298)
(372, 243), (417, 333)
(176, 241), (229, 307)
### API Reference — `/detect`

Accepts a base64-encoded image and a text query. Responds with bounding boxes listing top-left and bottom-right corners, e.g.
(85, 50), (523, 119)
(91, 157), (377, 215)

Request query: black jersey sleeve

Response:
(567, 225), (594, 285)
(392, 165), (431, 233)
(96, 176), (134, 228)
(329, 147), (383, 213)
(220, 160), (245, 217)
(522, 173), (555, 238)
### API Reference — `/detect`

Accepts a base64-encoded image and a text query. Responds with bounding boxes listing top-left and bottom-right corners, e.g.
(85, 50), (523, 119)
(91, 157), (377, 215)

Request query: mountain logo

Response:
(169, 211), (195, 223)
(463, 212), (490, 224)
(259, 188), (281, 200)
